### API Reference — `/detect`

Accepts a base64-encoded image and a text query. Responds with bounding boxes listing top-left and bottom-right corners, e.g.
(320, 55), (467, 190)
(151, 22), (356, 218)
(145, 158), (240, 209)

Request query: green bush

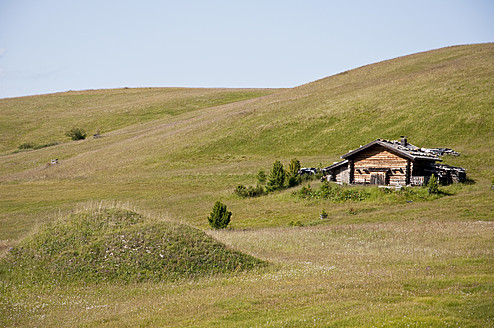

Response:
(17, 141), (59, 152)
(256, 169), (266, 185)
(66, 127), (87, 140)
(235, 159), (305, 198)
(287, 174), (300, 188)
(18, 142), (36, 150)
(298, 184), (313, 196)
(294, 181), (369, 202)
(208, 201), (232, 229)
(34, 141), (59, 149)
(235, 185), (266, 198)
(288, 220), (304, 227)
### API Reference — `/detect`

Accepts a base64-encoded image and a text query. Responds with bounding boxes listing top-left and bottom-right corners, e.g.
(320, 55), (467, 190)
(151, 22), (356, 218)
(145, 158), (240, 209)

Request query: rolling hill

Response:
(1, 43), (493, 327)
(1, 43), (493, 238)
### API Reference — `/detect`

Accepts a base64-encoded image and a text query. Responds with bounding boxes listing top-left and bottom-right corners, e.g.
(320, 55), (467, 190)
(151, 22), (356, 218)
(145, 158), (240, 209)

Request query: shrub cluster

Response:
(288, 220), (304, 227)
(18, 142), (36, 149)
(394, 186), (436, 200)
(235, 158), (313, 198)
(294, 181), (443, 203)
(294, 182), (369, 202)
(66, 127), (87, 140)
(234, 185), (266, 198)
(17, 141), (59, 151)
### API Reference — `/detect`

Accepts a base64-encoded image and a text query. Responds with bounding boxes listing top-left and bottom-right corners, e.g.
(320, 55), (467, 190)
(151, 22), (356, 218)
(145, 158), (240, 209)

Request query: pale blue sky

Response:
(1, 0), (493, 98)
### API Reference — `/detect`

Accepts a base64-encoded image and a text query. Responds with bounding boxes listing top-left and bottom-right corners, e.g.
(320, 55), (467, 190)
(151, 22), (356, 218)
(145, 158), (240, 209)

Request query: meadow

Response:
(2, 216), (492, 327)
(1, 43), (493, 327)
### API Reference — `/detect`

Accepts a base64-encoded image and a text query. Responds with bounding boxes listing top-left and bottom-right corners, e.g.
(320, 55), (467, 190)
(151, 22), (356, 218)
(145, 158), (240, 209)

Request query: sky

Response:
(0, 0), (493, 99)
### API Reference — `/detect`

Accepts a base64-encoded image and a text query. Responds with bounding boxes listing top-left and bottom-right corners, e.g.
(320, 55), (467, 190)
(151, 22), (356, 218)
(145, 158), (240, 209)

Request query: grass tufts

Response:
(293, 181), (446, 203)
(1, 208), (266, 284)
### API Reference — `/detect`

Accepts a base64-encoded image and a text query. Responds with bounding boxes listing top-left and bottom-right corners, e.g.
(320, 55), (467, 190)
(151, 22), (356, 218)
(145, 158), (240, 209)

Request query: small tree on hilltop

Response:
(208, 201), (232, 229)
(266, 160), (285, 192)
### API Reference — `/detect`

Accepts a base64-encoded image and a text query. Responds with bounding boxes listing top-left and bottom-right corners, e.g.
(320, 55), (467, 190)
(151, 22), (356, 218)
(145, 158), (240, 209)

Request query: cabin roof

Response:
(322, 159), (348, 172)
(341, 139), (442, 162)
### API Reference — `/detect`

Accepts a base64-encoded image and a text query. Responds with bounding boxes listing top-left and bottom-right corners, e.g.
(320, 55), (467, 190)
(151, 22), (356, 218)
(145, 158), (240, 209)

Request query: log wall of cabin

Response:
(352, 145), (408, 185)
(335, 165), (350, 184)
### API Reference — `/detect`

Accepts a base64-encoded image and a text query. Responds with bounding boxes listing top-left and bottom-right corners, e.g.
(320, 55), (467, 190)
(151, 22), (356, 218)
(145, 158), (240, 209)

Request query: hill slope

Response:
(0, 88), (278, 153)
(1, 44), (493, 328)
(0, 43), (493, 239)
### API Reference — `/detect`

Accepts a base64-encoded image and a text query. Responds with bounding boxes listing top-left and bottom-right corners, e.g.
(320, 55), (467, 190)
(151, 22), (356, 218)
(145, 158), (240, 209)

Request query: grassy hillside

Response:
(1, 43), (493, 238)
(0, 43), (493, 327)
(174, 44), (494, 168)
(0, 87), (277, 153)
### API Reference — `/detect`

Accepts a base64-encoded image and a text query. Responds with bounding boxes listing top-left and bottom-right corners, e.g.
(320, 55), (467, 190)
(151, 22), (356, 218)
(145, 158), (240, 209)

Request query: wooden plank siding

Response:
(353, 145), (408, 186)
(334, 165), (350, 184)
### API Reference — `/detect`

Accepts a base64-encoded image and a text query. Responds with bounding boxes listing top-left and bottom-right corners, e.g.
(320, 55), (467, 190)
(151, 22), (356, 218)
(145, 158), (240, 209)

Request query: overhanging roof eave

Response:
(341, 140), (415, 160)
(340, 139), (441, 162)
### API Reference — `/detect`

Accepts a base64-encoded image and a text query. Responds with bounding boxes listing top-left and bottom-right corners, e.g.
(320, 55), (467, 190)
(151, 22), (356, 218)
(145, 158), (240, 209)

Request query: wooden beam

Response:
(406, 160), (411, 185)
(349, 160), (354, 184)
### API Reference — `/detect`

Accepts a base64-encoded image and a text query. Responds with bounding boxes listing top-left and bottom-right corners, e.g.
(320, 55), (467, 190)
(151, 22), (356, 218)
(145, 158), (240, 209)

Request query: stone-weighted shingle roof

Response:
(341, 139), (441, 162)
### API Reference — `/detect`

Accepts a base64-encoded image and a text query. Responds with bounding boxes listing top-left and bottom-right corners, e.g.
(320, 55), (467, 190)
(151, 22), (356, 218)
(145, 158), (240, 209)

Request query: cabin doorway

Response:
(369, 169), (389, 185)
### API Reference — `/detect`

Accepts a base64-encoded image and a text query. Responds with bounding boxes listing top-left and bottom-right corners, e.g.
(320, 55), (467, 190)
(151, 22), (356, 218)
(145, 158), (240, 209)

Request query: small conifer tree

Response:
(288, 158), (301, 176)
(256, 169), (267, 185)
(208, 201), (232, 229)
(427, 174), (439, 194)
(266, 160), (285, 192)
(287, 158), (302, 187)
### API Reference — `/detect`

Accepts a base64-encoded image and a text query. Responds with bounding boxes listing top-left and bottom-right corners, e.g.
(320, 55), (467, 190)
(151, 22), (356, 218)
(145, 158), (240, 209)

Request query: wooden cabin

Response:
(322, 137), (465, 186)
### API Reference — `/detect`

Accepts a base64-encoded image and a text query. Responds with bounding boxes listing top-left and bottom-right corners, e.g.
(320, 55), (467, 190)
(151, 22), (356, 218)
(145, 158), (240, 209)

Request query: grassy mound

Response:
(1, 208), (266, 284)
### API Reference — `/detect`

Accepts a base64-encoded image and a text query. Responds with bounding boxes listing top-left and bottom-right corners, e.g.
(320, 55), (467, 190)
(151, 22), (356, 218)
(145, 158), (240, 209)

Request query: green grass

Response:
(1, 43), (494, 327)
(0, 88), (277, 153)
(1, 220), (492, 327)
(1, 207), (265, 285)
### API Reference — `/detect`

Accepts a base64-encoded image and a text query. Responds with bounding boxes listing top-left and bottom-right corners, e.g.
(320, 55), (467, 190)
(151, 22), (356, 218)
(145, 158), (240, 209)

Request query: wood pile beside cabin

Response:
(322, 137), (466, 186)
